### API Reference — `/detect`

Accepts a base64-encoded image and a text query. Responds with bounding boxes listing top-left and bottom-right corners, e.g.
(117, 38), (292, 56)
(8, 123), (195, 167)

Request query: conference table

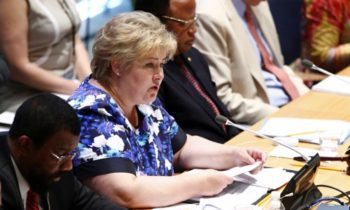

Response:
(226, 66), (350, 203)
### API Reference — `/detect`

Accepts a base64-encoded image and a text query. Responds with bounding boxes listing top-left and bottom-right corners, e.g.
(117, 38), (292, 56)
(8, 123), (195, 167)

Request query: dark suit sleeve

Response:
(0, 55), (9, 87)
(71, 176), (126, 210)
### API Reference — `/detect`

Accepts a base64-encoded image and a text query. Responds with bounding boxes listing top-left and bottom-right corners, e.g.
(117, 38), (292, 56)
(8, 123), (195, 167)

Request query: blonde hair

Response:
(91, 11), (177, 83)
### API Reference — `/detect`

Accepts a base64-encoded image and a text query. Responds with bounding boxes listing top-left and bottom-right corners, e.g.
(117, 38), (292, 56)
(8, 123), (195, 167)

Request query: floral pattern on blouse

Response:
(68, 77), (180, 176)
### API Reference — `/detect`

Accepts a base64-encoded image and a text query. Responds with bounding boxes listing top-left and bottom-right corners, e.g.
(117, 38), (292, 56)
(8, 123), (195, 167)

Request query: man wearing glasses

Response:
(0, 94), (125, 210)
(135, 0), (241, 143)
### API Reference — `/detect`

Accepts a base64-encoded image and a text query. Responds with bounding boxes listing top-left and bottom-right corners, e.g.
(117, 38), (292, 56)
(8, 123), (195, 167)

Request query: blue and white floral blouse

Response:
(68, 77), (187, 179)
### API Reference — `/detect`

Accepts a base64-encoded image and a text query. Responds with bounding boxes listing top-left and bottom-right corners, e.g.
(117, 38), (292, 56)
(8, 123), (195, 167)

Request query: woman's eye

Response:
(145, 63), (154, 68)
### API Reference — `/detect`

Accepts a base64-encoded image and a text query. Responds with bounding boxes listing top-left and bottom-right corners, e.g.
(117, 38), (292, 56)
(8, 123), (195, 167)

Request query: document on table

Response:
(221, 161), (262, 177)
(259, 117), (350, 144)
(233, 168), (295, 189)
(185, 166), (294, 210)
(199, 182), (268, 210)
(188, 161), (262, 179)
(311, 75), (350, 95)
(269, 145), (337, 159)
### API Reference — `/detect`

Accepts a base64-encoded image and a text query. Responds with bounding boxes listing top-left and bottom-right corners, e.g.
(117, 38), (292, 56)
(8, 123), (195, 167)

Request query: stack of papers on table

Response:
(312, 75), (350, 95)
(187, 164), (294, 210)
(259, 117), (350, 144)
(233, 168), (295, 189)
(199, 182), (268, 210)
(198, 168), (294, 210)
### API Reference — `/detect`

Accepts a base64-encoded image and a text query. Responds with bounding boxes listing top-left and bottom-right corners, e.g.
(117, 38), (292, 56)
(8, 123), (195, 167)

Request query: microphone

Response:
(215, 115), (310, 161)
(301, 59), (350, 85)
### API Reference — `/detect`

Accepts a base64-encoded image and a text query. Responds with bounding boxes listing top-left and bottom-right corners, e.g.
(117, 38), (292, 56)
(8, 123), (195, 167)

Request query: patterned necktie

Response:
(245, 7), (299, 100)
(178, 59), (227, 133)
(26, 188), (39, 210)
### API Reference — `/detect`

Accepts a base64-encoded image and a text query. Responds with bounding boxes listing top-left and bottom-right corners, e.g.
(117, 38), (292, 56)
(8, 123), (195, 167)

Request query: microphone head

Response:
(301, 59), (314, 69)
(215, 115), (228, 125)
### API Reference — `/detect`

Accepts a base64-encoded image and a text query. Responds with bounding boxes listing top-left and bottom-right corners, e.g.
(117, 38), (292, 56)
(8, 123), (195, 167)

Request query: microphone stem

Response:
(312, 65), (350, 85)
(311, 65), (333, 77)
(226, 121), (310, 161)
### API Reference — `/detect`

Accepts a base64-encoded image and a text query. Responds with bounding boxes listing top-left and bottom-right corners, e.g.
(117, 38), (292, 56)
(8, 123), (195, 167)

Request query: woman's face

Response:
(115, 51), (167, 106)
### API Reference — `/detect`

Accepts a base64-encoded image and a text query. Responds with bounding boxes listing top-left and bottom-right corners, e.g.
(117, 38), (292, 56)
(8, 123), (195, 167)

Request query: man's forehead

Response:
(44, 130), (79, 149)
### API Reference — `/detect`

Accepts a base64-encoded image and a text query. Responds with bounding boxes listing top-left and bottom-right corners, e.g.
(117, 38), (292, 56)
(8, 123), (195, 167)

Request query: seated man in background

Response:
(135, 0), (241, 143)
(194, 0), (309, 125)
(0, 93), (125, 210)
(302, 0), (350, 73)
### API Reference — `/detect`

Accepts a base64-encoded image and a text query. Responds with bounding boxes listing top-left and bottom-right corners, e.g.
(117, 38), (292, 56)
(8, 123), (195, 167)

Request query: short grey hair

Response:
(91, 11), (177, 83)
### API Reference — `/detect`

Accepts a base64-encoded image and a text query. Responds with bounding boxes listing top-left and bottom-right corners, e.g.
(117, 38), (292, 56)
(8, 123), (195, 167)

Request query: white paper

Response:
(221, 161), (262, 177)
(0, 125), (9, 132)
(153, 203), (199, 210)
(0, 111), (15, 125)
(233, 168), (294, 189)
(259, 117), (350, 144)
(188, 167), (293, 209)
(312, 75), (350, 95)
(269, 145), (337, 159)
(199, 182), (267, 210)
(188, 162), (262, 179)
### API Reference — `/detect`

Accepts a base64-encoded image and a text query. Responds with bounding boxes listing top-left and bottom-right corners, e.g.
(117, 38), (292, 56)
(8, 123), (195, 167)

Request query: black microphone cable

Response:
(315, 184), (350, 205)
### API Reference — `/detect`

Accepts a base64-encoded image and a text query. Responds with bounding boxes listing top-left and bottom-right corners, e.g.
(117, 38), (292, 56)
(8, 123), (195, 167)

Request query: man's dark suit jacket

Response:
(0, 133), (125, 210)
(158, 47), (240, 143)
(0, 54), (9, 87)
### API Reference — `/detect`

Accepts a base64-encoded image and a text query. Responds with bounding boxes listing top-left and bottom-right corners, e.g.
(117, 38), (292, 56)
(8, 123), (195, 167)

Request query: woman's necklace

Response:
(97, 80), (139, 128)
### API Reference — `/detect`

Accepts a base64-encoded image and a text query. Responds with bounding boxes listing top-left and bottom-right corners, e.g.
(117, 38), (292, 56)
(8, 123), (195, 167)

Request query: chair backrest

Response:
(268, 0), (303, 64)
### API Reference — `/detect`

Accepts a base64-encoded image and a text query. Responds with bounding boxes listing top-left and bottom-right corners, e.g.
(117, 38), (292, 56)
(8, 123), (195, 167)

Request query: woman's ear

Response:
(111, 59), (121, 76)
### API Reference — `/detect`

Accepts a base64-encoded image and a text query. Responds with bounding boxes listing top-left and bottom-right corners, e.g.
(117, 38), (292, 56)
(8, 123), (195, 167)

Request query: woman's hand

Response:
(185, 169), (233, 197)
(230, 147), (267, 174)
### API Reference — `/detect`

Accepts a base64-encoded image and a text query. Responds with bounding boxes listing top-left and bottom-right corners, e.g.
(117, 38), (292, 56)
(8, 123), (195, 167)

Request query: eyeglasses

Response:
(51, 151), (77, 163)
(161, 14), (198, 29)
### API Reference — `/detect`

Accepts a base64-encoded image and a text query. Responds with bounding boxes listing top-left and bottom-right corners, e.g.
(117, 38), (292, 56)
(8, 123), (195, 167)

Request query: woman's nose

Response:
(154, 68), (164, 82)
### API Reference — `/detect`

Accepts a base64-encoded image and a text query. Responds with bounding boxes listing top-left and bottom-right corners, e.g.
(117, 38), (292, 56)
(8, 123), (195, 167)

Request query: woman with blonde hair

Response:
(68, 11), (266, 208)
